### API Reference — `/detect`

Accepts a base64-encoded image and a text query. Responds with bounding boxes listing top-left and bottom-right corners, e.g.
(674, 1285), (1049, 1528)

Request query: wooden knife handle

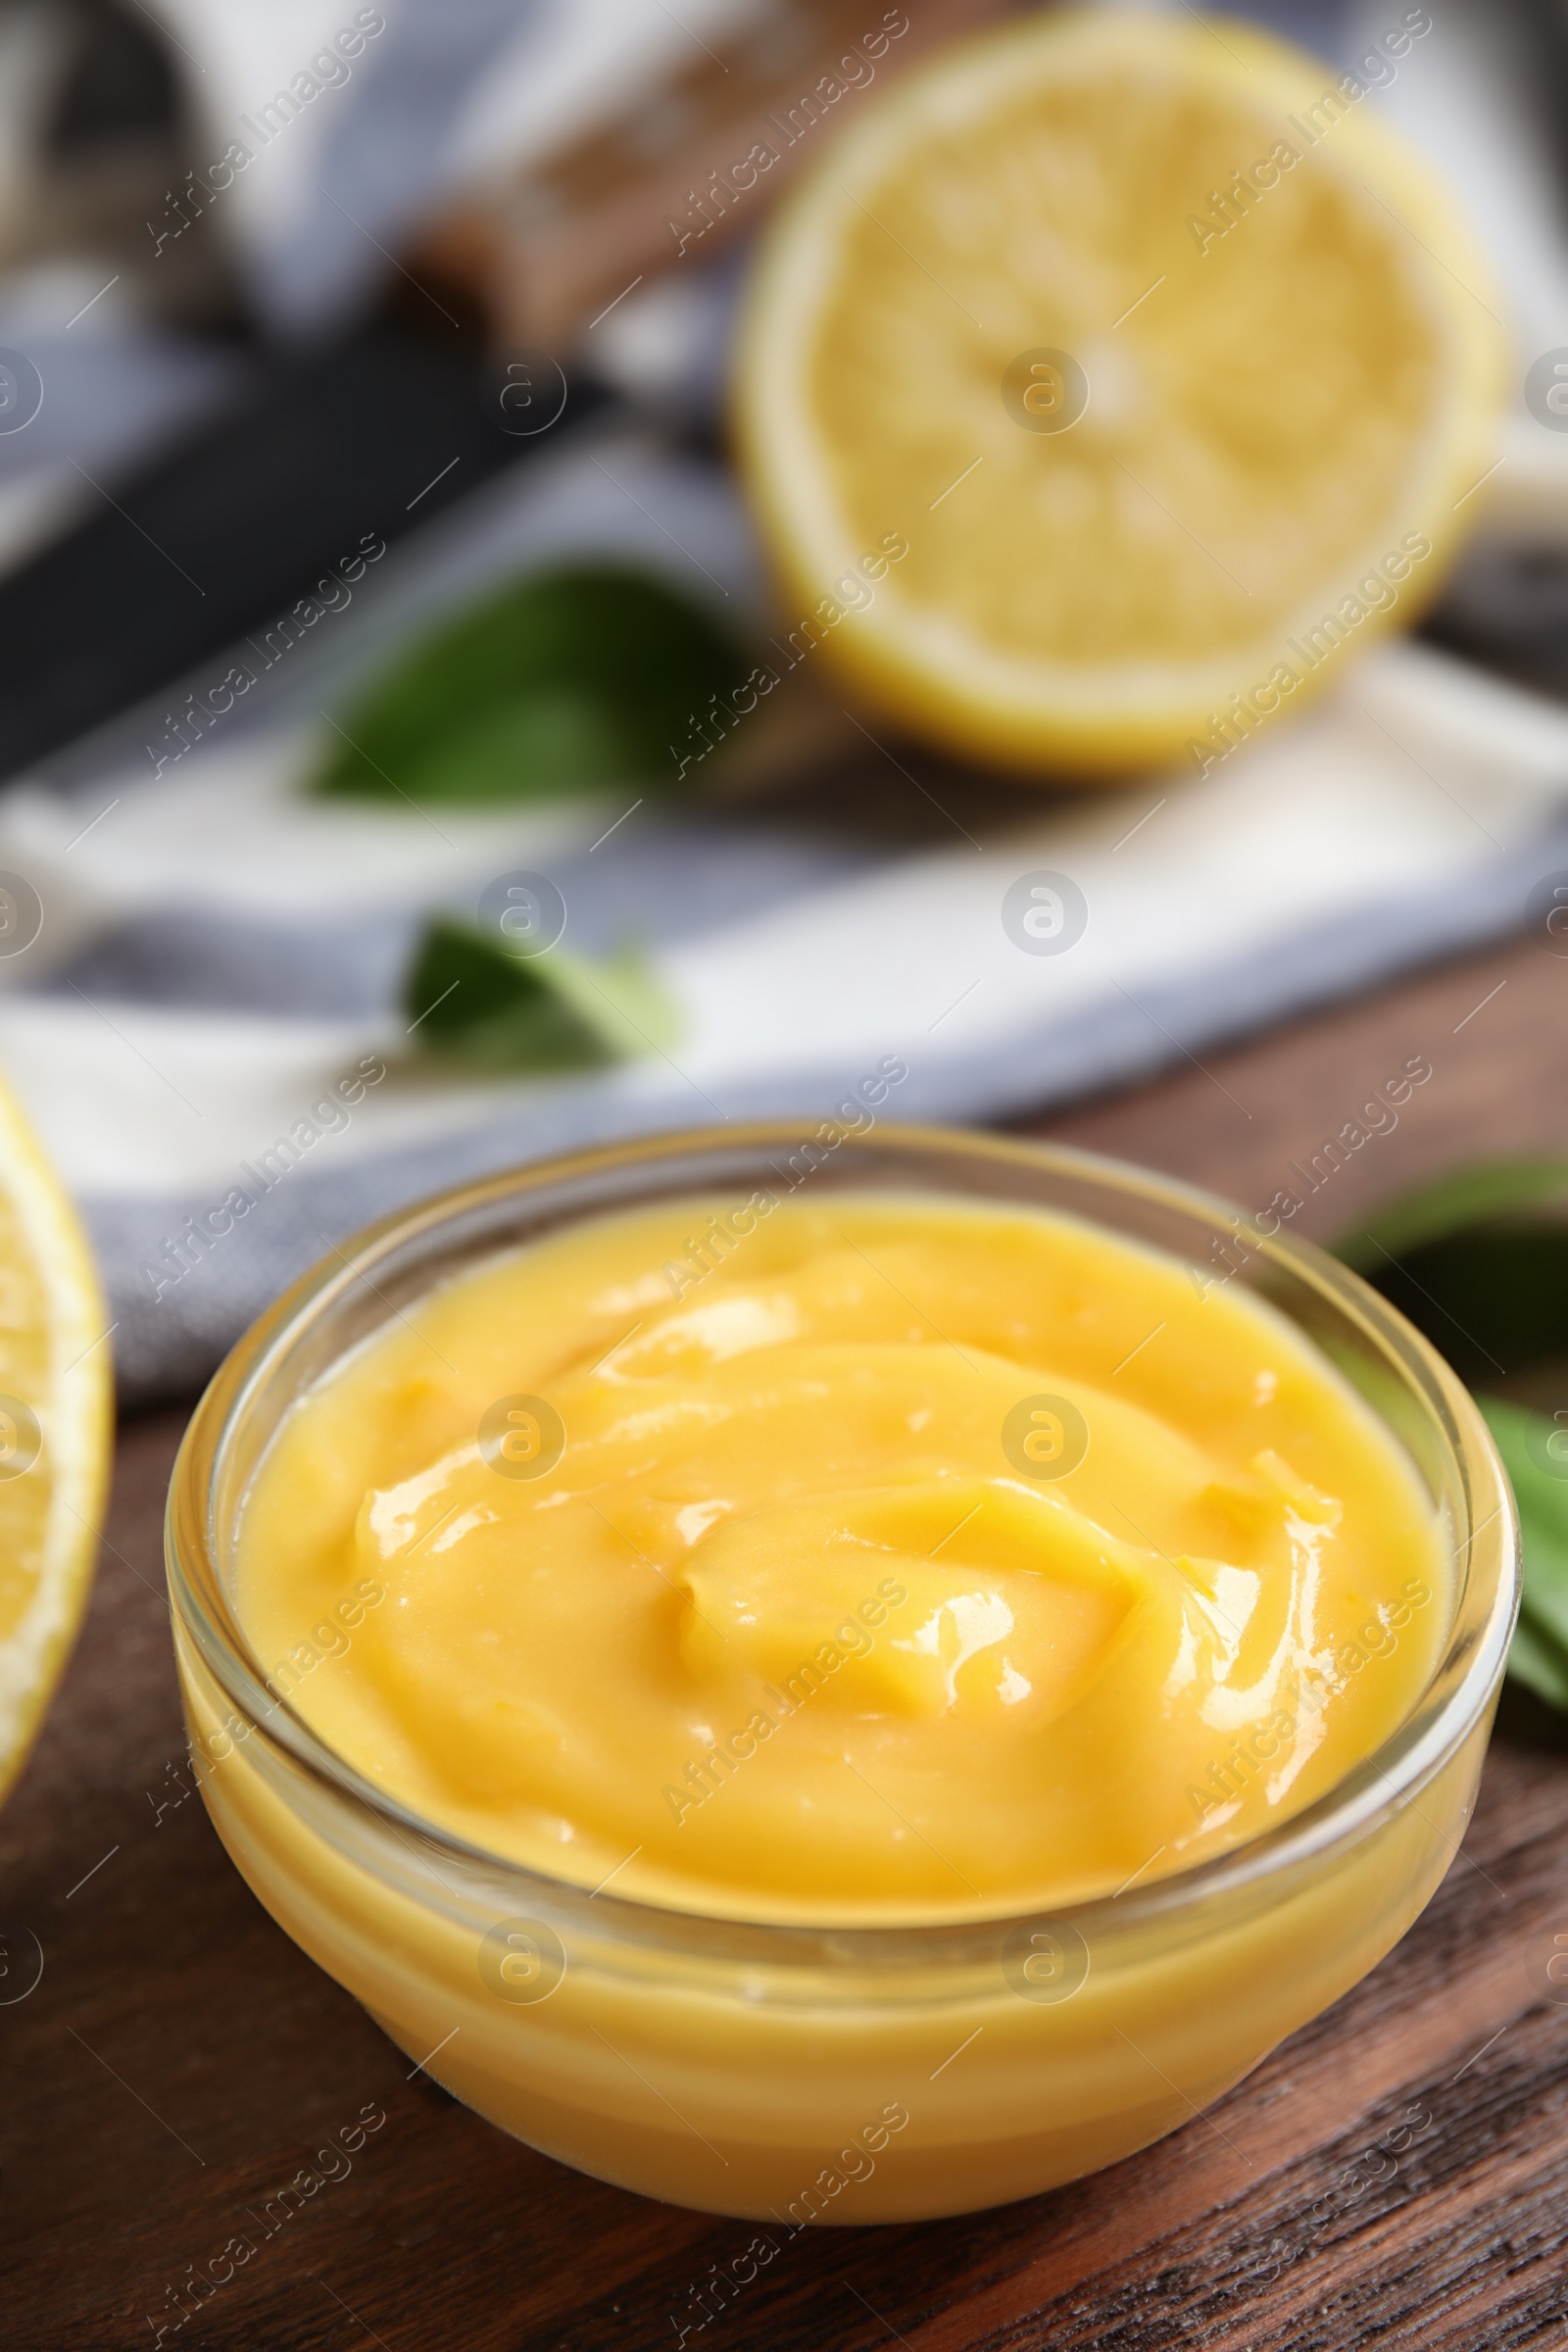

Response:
(411, 0), (1008, 350)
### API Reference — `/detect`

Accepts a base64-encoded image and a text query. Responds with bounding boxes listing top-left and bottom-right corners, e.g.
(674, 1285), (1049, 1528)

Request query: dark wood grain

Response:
(4, 929), (1568, 2350)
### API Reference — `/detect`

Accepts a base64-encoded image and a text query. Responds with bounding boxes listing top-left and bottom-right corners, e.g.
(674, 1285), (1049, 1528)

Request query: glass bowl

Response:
(166, 1123), (1518, 2223)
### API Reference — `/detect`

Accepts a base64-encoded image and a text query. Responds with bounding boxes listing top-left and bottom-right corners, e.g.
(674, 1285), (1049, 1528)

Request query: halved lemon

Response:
(0, 1067), (111, 1807)
(735, 9), (1509, 775)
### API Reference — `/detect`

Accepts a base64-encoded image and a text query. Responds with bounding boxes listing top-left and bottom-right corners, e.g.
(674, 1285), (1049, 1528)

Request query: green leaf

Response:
(1335, 1155), (1568, 1274)
(1476, 1398), (1568, 1707)
(1503, 1611), (1568, 1712)
(1331, 1163), (1568, 1714)
(402, 918), (676, 1072)
(1331, 1157), (1568, 1390)
(314, 564), (747, 805)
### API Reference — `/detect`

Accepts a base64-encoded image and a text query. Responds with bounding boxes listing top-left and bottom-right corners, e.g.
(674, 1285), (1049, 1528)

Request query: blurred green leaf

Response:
(1332, 1160), (1568, 1713)
(403, 919), (675, 1072)
(1504, 1611), (1568, 1713)
(1477, 1399), (1568, 1711)
(1335, 1155), (1568, 1274)
(314, 564), (746, 804)
(1333, 1157), (1568, 1391)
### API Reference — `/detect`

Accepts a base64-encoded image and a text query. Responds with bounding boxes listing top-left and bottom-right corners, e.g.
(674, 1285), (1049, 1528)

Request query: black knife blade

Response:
(0, 310), (604, 781)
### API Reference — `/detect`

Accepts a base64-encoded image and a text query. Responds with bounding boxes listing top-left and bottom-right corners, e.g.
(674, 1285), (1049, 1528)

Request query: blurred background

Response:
(2, 0), (1568, 1404)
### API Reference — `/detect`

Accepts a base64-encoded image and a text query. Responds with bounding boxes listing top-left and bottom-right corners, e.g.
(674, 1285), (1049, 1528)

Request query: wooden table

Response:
(5, 928), (1568, 2350)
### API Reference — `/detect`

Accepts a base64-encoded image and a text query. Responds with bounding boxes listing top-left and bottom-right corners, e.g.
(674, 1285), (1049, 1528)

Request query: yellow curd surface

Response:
(233, 1192), (1446, 1923)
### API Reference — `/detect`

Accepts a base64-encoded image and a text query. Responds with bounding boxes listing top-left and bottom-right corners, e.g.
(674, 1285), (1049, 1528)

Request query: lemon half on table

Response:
(0, 1070), (111, 1808)
(735, 8), (1509, 776)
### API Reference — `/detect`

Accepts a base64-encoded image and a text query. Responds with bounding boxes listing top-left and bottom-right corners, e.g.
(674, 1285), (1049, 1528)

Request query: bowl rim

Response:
(166, 1119), (1520, 1963)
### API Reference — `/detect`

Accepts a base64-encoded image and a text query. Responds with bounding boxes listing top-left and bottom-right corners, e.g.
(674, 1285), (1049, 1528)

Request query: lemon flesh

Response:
(736, 9), (1509, 775)
(0, 1068), (111, 1806)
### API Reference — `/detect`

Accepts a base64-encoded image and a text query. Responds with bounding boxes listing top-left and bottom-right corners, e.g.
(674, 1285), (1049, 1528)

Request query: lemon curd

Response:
(173, 1138), (1515, 2220)
(233, 1192), (1446, 1921)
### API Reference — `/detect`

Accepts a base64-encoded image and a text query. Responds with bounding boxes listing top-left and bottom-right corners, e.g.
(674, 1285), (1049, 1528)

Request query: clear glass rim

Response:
(166, 1120), (1520, 1968)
